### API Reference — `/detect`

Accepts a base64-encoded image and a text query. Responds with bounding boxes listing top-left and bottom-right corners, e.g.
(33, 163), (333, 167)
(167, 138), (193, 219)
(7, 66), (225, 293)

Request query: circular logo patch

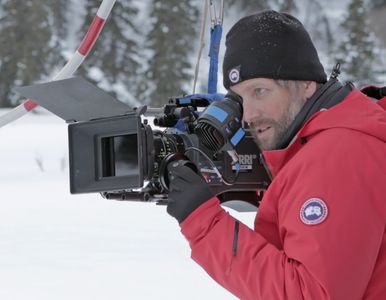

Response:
(229, 68), (240, 83)
(300, 198), (328, 225)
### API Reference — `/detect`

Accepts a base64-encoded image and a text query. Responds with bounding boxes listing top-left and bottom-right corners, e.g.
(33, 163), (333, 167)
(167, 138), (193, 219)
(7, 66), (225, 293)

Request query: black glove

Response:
(167, 160), (213, 223)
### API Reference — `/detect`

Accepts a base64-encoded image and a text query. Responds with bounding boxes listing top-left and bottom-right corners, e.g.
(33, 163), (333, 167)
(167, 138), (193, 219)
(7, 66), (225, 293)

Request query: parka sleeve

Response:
(179, 129), (386, 300)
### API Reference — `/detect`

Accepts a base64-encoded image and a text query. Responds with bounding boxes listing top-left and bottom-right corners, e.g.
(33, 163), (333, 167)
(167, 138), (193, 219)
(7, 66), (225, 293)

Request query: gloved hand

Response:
(167, 160), (213, 223)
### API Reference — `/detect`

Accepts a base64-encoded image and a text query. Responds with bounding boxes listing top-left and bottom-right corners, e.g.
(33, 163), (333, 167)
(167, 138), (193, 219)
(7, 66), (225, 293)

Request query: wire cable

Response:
(185, 146), (240, 186)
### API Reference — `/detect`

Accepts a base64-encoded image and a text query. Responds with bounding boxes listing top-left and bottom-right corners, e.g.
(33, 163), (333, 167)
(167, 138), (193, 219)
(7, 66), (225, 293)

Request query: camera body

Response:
(16, 77), (271, 210)
(68, 111), (269, 205)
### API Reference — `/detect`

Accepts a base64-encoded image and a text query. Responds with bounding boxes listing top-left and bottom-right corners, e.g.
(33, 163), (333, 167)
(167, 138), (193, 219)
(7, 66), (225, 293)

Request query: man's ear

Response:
(304, 81), (317, 99)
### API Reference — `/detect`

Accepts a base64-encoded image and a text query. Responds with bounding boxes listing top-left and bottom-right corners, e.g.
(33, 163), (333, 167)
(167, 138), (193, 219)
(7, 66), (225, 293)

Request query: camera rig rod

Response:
(0, 0), (117, 128)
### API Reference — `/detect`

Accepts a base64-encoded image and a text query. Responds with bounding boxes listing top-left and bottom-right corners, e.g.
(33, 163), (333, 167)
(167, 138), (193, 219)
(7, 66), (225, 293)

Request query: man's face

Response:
(231, 78), (308, 151)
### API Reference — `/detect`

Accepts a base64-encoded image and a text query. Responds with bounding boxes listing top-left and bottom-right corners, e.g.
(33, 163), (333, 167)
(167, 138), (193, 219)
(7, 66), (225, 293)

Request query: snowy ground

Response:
(0, 109), (255, 300)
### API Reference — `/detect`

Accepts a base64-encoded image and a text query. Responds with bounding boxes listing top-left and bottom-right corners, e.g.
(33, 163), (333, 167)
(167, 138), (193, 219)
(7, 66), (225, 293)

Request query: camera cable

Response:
(184, 146), (240, 186)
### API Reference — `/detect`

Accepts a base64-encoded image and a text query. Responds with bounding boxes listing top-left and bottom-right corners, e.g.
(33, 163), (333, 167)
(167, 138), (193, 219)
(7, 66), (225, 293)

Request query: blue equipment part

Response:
(230, 128), (246, 147)
(208, 25), (223, 94)
(204, 105), (228, 122)
(174, 119), (189, 132)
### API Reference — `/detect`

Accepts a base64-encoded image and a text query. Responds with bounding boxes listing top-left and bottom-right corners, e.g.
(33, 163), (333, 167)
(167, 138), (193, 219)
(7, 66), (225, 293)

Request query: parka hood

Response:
(299, 89), (386, 143)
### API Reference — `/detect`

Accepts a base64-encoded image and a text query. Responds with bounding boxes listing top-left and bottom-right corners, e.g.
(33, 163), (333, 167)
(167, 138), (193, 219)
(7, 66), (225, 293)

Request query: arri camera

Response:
(16, 77), (271, 211)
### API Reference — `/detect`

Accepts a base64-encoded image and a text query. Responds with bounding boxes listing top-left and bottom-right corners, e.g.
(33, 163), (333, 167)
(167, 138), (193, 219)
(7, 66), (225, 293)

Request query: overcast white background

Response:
(0, 109), (257, 299)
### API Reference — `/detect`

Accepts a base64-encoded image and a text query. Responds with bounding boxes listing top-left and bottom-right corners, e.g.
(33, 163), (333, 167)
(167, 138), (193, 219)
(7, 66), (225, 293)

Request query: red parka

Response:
(180, 89), (386, 299)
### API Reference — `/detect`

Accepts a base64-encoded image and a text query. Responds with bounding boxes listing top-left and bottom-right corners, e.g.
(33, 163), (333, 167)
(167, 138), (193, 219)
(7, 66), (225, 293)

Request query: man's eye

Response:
(254, 88), (266, 95)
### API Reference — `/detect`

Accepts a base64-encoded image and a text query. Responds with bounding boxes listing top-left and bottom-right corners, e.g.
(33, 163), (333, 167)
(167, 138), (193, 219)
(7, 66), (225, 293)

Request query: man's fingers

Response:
(167, 161), (202, 183)
(169, 177), (186, 192)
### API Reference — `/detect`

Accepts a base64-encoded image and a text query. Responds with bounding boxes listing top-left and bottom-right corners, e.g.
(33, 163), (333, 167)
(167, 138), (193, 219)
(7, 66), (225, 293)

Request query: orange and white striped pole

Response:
(0, 0), (117, 127)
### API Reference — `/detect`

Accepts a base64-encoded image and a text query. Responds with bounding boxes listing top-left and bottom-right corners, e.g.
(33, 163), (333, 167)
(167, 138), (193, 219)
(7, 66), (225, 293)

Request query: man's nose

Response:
(242, 98), (260, 123)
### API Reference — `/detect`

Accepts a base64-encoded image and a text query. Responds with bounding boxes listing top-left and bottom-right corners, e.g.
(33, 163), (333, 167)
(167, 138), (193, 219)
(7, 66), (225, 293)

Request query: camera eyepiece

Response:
(195, 92), (245, 152)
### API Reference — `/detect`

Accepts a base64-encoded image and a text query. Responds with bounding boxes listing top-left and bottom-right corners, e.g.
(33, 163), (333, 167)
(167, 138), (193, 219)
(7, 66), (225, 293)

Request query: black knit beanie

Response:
(223, 10), (327, 90)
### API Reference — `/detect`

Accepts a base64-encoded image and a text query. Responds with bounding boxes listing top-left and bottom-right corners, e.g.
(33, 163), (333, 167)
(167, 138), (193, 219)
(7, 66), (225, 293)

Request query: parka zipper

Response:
(259, 153), (273, 181)
(227, 220), (240, 275)
(232, 220), (240, 256)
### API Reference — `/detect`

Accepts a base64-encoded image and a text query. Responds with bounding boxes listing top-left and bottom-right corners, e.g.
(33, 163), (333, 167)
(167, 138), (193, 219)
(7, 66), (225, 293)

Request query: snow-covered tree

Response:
(278, 0), (297, 12)
(0, 0), (60, 107)
(78, 0), (141, 104)
(225, 0), (270, 14)
(225, 0), (298, 14)
(47, 0), (69, 40)
(371, 0), (386, 8)
(335, 0), (381, 86)
(143, 0), (199, 106)
(299, 0), (333, 59)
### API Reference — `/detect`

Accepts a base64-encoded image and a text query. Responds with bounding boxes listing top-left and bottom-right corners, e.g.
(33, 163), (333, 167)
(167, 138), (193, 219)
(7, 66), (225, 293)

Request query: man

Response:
(167, 10), (386, 299)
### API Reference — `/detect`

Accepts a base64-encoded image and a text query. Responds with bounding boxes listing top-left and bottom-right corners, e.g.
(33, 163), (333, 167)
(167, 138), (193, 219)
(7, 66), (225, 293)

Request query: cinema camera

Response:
(16, 77), (271, 211)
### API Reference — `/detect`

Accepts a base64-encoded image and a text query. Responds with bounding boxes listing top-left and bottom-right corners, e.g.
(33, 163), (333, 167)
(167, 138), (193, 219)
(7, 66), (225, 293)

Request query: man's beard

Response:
(249, 96), (305, 151)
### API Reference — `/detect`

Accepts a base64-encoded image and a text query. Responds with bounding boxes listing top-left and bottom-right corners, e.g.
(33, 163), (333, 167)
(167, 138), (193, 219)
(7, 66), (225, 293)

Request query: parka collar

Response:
(262, 89), (386, 178)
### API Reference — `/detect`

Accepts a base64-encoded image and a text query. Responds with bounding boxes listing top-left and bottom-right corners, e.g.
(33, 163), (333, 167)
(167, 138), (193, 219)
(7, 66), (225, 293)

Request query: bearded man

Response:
(167, 10), (386, 299)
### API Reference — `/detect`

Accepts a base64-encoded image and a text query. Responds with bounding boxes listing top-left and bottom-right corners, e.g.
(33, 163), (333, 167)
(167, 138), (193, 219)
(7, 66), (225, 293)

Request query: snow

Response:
(2, 1), (383, 297)
(0, 109), (256, 299)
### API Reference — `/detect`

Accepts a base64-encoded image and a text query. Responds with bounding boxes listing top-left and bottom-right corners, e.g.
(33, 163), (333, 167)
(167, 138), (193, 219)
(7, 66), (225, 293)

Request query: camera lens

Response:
(152, 131), (186, 178)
